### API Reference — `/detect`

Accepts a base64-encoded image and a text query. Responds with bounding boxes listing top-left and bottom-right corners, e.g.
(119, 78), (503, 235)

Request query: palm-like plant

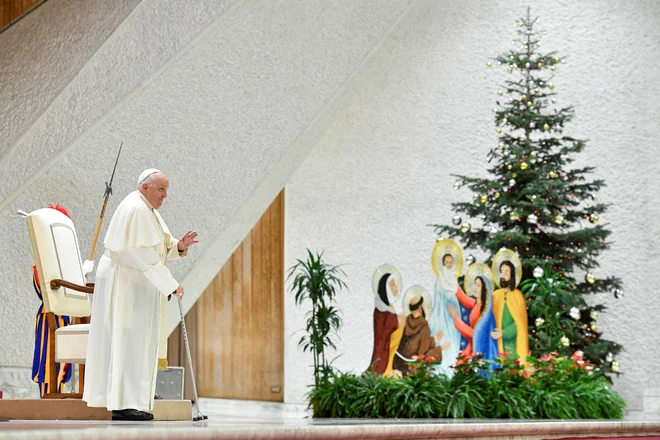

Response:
(288, 250), (347, 387)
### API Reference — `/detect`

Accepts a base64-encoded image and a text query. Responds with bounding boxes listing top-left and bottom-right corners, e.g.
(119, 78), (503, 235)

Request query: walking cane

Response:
(177, 297), (208, 421)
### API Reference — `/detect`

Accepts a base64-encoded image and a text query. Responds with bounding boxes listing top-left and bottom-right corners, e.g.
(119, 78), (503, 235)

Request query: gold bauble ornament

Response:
(534, 88), (540, 94)
(522, 94), (528, 100)
(543, 123), (550, 131)
(611, 361), (620, 372)
(549, 83), (555, 89)
(537, 62), (543, 68)
(460, 223), (471, 234)
(520, 162), (529, 170)
(585, 273), (596, 284)
(498, 142), (505, 149)
(526, 101), (533, 108)
(554, 57), (561, 63)
(551, 66), (556, 71)
(530, 151), (537, 158)
(591, 323), (597, 332)
(480, 195), (488, 204)
(560, 336), (570, 347)
(589, 214), (599, 224)
(509, 55), (515, 61)
(553, 215), (564, 225)
(509, 212), (521, 221)
(549, 171), (557, 179)
(495, 192), (501, 199)
(487, 61), (492, 67)
(512, 173), (518, 178)
(507, 67), (513, 73)
(507, 164), (513, 170)
(498, 89), (503, 96)
(496, 128), (502, 134)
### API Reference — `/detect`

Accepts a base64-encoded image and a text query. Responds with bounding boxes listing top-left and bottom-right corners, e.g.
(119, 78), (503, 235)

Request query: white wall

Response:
(285, 0), (660, 419)
(0, 0), (416, 378)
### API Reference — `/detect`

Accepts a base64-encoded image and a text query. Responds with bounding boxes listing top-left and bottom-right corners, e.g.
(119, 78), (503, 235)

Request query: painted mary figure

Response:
(472, 274), (498, 362)
(428, 239), (464, 377)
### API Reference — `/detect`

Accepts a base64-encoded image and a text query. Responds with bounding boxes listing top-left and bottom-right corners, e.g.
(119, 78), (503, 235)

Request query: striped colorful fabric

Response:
(31, 265), (72, 397)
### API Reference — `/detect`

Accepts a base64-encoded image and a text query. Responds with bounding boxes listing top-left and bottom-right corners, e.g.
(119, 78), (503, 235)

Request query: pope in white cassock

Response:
(83, 169), (199, 421)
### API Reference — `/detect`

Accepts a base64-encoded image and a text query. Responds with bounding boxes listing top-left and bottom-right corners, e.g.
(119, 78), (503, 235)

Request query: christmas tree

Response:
(432, 8), (622, 378)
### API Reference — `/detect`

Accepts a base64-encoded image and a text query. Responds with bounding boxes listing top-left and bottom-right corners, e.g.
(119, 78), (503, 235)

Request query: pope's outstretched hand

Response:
(177, 231), (199, 252)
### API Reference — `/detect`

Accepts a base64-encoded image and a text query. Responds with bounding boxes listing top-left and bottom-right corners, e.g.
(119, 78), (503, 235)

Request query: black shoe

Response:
(112, 409), (154, 421)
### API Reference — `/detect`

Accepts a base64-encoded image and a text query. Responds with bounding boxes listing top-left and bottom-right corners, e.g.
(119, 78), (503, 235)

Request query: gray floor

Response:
(1, 398), (659, 440)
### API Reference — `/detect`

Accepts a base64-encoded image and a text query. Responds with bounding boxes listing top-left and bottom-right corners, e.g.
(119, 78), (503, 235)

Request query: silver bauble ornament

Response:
(533, 267), (544, 278)
(527, 213), (538, 224)
(466, 255), (476, 265)
(569, 307), (581, 320)
(452, 215), (462, 226)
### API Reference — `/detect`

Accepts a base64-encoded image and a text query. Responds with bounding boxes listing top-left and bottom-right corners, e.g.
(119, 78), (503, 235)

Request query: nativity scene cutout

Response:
(366, 241), (529, 378)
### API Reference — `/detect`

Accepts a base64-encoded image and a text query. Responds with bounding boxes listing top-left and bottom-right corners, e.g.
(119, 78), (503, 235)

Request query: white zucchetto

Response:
(137, 169), (161, 185)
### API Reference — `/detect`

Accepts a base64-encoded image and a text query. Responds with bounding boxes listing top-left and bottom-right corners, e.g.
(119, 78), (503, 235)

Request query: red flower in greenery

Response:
(499, 352), (511, 359)
(570, 350), (584, 361)
(424, 356), (437, 364)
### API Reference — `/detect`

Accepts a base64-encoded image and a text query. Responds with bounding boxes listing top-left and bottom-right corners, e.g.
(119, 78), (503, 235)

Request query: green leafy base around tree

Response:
(309, 353), (625, 419)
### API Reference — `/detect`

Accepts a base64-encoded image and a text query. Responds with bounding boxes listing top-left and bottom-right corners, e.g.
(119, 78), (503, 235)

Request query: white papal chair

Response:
(26, 208), (93, 399)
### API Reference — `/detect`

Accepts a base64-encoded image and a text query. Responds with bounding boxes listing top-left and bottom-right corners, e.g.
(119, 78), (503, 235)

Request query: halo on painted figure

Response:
(431, 238), (463, 277)
(491, 248), (523, 288)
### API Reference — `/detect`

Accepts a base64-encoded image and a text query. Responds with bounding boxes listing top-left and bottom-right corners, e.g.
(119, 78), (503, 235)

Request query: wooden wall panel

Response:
(0, 0), (41, 30)
(168, 190), (284, 402)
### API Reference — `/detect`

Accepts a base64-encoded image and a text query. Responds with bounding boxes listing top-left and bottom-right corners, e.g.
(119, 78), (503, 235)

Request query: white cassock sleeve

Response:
(110, 246), (180, 296)
(166, 238), (188, 262)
